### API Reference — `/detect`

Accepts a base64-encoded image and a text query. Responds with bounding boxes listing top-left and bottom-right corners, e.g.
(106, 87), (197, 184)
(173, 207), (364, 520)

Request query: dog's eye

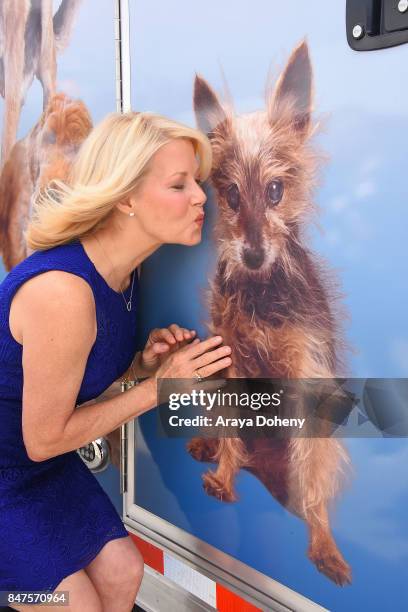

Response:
(266, 180), (284, 206)
(226, 184), (240, 211)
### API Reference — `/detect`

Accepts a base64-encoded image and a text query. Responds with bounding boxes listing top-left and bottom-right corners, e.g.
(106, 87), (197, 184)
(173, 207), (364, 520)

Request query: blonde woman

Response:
(0, 111), (232, 611)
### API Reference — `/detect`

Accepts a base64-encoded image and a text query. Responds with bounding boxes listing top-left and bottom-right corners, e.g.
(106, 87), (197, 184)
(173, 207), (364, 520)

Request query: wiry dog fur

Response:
(0, 92), (92, 270)
(187, 41), (352, 586)
(0, 0), (83, 167)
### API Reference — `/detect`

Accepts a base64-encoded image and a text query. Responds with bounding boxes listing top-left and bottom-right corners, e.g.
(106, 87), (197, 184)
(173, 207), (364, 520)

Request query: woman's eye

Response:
(172, 184), (184, 190)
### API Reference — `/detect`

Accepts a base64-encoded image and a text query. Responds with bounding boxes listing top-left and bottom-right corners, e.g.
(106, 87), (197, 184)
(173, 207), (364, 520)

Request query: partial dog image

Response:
(0, 92), (92, 270)
(187, 41), (352, 586)
(0, 0), (83, 167)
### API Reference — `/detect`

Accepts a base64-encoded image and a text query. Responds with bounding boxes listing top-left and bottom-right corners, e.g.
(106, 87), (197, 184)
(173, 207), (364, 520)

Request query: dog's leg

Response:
(242, 440), (292, 509)
(201, 437), (251, 502)
(288, 436), (351, 585)
(307, 498), (351, 586)
(186, 354), (251, 502)
(53, 0), (83, 53)
(199, 363), (252, 502)
(38, 0), (56, 108)
(1, 0), (30, 165)
(187, 437), (219, 463)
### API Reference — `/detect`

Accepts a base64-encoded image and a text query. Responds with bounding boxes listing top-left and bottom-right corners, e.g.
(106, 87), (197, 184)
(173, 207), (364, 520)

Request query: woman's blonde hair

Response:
(25, 111), (213, 250)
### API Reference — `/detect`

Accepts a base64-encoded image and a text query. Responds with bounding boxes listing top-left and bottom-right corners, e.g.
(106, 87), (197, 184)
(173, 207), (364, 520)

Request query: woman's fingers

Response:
(183, 335), (225, 358)
(151, 342), (170, 353)
(154, 334), (232, 382)
(193, 344), (232, 370)
(150, 327), (177, 345)
(150, 325), (196, 346)
(142, 343), (168, 364)
(168, 324), (196, 343)
(197, 357), (232, 378)
(168, 323), (186, 342)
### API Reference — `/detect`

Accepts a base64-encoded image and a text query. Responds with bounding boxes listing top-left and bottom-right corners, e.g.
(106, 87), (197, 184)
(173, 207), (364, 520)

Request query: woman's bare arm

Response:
(55, 379), (156, 461)
(13, 270), (156, 462)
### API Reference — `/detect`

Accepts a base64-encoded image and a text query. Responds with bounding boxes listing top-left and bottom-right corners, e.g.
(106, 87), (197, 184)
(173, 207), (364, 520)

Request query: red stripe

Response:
(128, 531), (262, 611)
(129, 532), (164, 574)
(216, 583), (263, 612)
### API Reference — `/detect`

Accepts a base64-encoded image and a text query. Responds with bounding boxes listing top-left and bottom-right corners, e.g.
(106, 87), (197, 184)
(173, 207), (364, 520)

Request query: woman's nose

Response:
(193, 184), (207, 206)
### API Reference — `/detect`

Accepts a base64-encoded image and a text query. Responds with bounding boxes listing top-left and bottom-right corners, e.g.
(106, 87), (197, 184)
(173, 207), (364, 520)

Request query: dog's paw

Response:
(187, 437), (218, 462)
(202, 470), (237, 503)
(308, 542), (352, 586)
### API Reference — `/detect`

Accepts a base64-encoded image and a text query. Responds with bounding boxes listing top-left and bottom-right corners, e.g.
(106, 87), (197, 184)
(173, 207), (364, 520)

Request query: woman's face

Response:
(131, 138), (207, 246)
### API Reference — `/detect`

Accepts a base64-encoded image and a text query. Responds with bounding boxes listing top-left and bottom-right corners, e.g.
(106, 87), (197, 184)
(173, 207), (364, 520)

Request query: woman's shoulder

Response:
(2, 240), (87, 283)
(15, 267), (95, 302)
(8, 268), (97, 346)
(0, 240), (96, 305)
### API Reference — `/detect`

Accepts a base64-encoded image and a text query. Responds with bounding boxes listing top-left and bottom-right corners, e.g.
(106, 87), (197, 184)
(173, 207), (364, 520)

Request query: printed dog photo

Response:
(0, 92), (92, 270)
(187, 41), (352, 586)
(0, 0), (83, 168)
(0, 0), (86, 269)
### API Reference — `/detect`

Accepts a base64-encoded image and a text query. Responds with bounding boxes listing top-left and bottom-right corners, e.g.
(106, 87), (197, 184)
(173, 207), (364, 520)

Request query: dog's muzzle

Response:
(242, 246), (264, 269)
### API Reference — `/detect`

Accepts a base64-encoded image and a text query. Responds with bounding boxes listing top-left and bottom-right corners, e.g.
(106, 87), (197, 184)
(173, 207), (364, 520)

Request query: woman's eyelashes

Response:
(172, 178), (202, 191)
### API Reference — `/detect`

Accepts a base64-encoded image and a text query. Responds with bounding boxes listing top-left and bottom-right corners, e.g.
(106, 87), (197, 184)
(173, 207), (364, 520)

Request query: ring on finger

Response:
(193, 368), (204, 382)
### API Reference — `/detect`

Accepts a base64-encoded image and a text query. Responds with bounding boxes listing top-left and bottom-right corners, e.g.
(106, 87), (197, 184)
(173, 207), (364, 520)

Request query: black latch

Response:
(347, 0), (408, 50)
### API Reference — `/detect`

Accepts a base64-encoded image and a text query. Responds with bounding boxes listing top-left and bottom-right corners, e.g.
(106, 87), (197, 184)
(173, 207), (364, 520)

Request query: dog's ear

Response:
(268, 40), (313, 138)
(193, 74), (229, 137)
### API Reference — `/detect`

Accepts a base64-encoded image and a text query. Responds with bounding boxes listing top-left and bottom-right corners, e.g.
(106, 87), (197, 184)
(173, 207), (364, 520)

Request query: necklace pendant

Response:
(126, 300), (132, 312)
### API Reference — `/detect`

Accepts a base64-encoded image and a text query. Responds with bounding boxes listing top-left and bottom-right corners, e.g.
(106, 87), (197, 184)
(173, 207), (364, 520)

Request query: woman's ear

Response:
(114, 197), (135, 217)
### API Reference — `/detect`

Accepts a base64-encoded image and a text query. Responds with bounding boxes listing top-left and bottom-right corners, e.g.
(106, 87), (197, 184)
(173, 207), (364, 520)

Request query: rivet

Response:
(398, 0), (408, 13)
(352, 24), (364, 39)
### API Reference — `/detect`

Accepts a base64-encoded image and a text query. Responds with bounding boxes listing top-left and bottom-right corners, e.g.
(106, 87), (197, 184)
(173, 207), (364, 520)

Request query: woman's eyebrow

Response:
(170, 171), (188, 177)
(169, 167), (201, 178)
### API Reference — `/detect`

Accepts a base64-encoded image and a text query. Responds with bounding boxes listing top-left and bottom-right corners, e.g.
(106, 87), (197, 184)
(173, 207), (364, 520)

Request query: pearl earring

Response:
(129, 212), (135, 217)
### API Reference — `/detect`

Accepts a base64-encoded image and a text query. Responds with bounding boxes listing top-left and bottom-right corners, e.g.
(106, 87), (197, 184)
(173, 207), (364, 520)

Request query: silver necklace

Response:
(94, 234), (135, 311)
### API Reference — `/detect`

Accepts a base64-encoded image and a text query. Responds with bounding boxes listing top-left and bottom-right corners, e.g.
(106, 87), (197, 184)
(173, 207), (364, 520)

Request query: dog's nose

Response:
(242, 247), (264, 269)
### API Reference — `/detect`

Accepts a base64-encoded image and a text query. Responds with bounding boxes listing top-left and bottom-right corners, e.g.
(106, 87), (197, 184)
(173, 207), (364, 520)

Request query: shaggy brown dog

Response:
(0, 0), (83, 166)
(0, 91), (92, 270)
(187, 41), (352, 586)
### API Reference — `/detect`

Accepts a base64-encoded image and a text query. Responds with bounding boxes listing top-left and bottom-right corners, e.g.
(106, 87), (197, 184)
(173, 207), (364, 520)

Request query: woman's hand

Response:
(138, 324), (197, 376)
(154, 335), (232, 399)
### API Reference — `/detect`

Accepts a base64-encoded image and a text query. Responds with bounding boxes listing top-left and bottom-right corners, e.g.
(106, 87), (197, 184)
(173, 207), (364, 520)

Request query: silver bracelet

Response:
(120, 356), (140, 392)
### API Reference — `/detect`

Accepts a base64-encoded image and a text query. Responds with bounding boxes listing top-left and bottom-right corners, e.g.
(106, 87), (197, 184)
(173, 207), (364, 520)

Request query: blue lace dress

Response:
(0, 238), (139, 591)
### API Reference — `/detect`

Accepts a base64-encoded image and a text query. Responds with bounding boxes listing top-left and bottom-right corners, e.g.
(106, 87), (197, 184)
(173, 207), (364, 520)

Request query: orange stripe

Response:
(129, 532), (164, 574)
(216, 583), (263, 612)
